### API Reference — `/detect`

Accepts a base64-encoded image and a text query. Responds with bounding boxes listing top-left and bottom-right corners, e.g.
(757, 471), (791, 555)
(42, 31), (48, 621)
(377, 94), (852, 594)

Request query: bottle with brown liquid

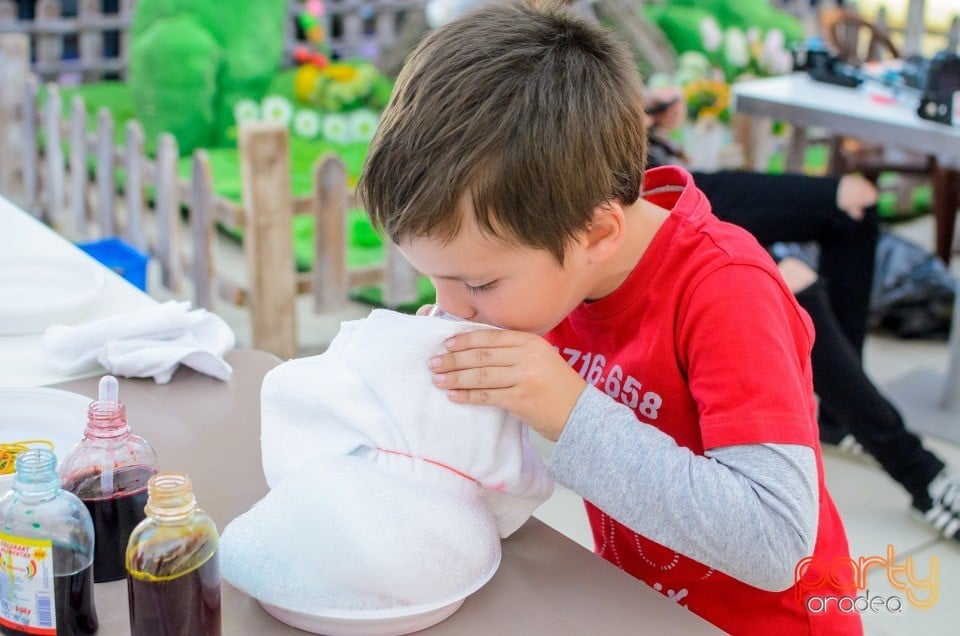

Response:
(0, 448), (99, 635)
(125, 472), (221, 636)
(59, 376), (159, 583)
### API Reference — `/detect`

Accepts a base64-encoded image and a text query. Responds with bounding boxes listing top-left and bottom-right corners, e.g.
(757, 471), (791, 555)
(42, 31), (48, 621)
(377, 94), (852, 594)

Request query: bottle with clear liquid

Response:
(126, 472), (221, 636)
(0, 449), (99, 635)
(59, 376), (159, 583)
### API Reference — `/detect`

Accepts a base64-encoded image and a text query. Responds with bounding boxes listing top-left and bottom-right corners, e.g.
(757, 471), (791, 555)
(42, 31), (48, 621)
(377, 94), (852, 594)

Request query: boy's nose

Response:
(434, 291), (474, 322)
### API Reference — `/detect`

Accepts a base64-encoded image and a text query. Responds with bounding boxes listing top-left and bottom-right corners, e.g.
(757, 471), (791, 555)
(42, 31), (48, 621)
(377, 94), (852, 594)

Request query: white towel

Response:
(220, 309), (553, 614)
(43, 300), (235, 384)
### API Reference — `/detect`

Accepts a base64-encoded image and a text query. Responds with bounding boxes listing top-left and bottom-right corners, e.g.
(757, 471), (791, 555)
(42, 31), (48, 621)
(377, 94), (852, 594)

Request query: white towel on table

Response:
(220, 308), (554, 614)
(43, 300), (234, 384)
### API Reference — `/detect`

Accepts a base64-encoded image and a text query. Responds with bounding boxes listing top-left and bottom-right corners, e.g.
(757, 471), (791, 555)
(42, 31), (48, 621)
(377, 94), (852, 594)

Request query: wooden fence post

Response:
(123, 120), (146, 250)
(68, 96), (88, 237)
(78, 0), (105, 83)
(43, 82), (65, 227)
(375, 10), (396, 51)
(312, 153), (348, 313)
(21, 75), (39, 217)
(239, 122), (297, 359)
(383, 242), (420, 307)
(343, 10), (364, 58)
(0, 33), (28, 198)
(35, 0), (61, 81)
(190, 150), (215, 310)
(155, 132), (182, 293)
(0, 1), (16, 23)
(95, 107), (115, 235)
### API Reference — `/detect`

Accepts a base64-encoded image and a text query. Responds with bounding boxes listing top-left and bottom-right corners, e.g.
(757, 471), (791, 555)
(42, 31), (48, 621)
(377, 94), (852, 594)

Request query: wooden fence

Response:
(0, 32), (420, 358)
(0, 0), (426, 82)
(0, 0), (132, 82)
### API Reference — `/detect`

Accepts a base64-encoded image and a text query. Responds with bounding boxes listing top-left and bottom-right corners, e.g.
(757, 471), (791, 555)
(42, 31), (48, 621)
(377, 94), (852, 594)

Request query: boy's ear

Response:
(584, 201), (626, 259)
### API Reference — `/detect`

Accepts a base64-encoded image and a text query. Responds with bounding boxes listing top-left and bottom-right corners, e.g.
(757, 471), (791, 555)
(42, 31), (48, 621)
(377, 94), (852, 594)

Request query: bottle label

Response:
(0, 533), (56, 635)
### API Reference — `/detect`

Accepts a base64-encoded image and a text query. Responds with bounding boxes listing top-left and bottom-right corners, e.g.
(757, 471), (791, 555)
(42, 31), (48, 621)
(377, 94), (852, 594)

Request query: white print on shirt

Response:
(598, 511), (623, 569)
(558, 347), (663, 420)
(634, 534), (678, 571)
(652, 582), (689, 606)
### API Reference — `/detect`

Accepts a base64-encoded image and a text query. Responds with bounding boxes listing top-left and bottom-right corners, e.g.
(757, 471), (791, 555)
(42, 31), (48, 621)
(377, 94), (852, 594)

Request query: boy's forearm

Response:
(549, 384), (818, 592)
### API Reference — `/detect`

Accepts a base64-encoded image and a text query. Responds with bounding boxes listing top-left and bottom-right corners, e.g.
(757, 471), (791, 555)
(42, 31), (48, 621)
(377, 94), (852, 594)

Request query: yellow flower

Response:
(324, 63), (358, 83)
(294, 65), (322, 102)
(683, 79), (730, 122)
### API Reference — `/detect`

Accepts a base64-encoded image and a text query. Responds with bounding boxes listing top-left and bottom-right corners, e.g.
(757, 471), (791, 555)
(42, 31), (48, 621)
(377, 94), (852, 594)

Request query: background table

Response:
(732, 72), (960, 264)
(1, 194), (157, 387)
(51, 349), (721, 635)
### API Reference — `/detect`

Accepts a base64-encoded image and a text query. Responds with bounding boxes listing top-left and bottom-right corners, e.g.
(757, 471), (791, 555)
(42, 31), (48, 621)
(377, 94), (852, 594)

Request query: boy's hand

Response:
(428, 329), (587, 442)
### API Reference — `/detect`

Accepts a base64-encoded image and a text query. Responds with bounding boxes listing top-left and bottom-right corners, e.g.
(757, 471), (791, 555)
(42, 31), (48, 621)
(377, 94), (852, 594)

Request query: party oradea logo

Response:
(794, 545), (938, 614)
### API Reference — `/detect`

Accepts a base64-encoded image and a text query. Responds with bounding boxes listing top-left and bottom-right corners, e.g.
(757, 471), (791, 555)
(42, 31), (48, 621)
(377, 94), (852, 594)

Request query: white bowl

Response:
(258, 552), (501, 636)
(0, 387), (90, 496)
(0, 258), (106, 335)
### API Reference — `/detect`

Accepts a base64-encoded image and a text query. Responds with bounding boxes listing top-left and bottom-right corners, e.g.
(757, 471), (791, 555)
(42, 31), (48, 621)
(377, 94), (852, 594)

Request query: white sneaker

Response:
(912, 470), (960, 543)
(820, 433), (877, 467)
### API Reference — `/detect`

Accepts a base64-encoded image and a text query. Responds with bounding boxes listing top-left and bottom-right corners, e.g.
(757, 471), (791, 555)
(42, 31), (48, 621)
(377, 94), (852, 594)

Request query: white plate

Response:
(259, 553), (501, 636)
(0, 258), (106, 335)
(0, 387), (90, 496)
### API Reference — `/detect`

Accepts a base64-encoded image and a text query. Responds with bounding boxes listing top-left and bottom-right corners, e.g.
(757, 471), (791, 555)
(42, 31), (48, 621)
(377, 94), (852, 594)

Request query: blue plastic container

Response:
(77, 237), (149, 291)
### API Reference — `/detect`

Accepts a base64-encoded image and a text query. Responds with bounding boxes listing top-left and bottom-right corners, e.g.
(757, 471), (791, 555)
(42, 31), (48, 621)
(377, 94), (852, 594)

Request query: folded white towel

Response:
(221, 309), (554, 615)
(43, 300), (235, 384)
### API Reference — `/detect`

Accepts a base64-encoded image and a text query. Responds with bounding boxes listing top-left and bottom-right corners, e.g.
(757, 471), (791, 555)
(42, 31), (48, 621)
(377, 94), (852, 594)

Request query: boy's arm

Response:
(550, 384), (818, 592)
(430, 264), (822, 590)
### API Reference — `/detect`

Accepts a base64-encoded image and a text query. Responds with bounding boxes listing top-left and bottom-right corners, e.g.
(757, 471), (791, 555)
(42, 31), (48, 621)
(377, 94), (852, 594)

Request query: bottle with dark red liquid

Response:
(59, 376), (159, 583)
(0, 448), (99, 635)
(126, 472), (221, 636)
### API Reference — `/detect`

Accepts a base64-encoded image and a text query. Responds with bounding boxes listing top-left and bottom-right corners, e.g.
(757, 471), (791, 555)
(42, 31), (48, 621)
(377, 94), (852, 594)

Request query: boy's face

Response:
(398, 197), (593, 335)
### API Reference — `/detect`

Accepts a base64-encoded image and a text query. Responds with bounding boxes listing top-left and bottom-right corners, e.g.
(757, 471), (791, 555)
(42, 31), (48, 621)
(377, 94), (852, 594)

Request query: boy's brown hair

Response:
(357, 0), (647, 264)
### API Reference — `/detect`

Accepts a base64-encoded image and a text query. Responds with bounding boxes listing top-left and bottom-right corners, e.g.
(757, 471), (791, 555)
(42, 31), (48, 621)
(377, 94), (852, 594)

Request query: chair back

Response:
(819, 7), (899, 65)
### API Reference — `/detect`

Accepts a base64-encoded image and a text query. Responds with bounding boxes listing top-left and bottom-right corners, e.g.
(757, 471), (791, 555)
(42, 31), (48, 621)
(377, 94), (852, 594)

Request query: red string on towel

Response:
(376, 447), (481, 486)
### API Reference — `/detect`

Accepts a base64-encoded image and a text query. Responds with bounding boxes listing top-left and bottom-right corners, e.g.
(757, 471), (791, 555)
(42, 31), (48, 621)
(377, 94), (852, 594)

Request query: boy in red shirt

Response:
(357, 2), (862, 633)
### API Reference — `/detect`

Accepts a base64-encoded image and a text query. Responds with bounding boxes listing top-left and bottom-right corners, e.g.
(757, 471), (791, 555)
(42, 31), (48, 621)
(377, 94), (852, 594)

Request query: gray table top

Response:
(51, 349), (721, 635)
(733, 73), (960, 168)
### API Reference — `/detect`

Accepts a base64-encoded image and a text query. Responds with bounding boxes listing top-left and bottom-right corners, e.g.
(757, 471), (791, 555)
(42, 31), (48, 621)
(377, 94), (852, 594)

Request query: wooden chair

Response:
(820, 7), (900, 66)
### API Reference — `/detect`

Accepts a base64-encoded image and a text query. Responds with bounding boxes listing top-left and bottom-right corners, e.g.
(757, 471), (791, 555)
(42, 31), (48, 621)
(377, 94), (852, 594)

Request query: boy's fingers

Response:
(430, 347), (516, 373)
(444, 328), (531, 351)
(416, 304), (436, 316)
(445, 387), (509, 407)
(434, 366), (513, 391)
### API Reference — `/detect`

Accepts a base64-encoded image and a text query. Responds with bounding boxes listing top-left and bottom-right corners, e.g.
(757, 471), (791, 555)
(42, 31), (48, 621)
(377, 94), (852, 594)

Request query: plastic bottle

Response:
(126, 472), (221, 636)
(0, 449), (99, 635)
(59, 375), (159, 583)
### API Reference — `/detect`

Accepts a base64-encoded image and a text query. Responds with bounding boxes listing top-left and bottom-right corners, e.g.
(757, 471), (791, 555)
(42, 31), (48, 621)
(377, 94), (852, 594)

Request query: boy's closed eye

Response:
(466, 280), (498, 294)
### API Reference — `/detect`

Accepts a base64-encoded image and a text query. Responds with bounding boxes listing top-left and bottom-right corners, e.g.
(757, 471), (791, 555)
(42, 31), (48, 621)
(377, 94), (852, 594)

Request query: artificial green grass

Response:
(290, 208), (384, 270)
(764, 144), (829, 175)
(55, 81), (135, 147)
(173, 136), (369, 202)
(875, 173), (932, 222)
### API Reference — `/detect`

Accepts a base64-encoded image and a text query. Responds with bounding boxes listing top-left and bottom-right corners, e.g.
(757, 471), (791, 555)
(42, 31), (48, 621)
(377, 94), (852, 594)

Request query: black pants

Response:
(695, 170), (944, 502)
